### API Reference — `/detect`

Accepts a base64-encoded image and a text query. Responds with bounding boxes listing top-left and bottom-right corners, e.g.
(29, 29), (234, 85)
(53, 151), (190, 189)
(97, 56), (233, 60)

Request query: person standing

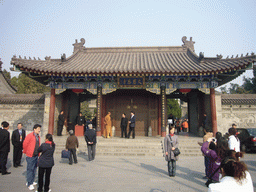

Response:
(37, 134), (55, 192)
(104, 112), (112, 138)
(182, 119), (189, 132)
(23, 124), (41, 190)
(175, 119), (181, 135)
(127, 111), (136, 139)
(92, 116), (96, 129)
(228, 127), (240, 152)
(167, 114), (175, 128)
(57, 111), (65, 136)
(11, 123), (26, 167)
(0, 121), (11, 175)
(164, 126), (179, 177)
(120, 113), (128, 138)
(76, 112), (86, 126)
(66, 130), (79, 165)
(84, 124), (97, 161)
(202, 127), (213, 178)
(202, 113), (208, 129)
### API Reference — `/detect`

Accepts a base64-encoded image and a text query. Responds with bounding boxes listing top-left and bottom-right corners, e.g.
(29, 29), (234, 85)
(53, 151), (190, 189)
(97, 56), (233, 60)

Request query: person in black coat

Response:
(76, 112), (86, 126)
(57, 111), (65, 136)
(37, 134), (55, 192)
(0, 121), (11, 175)
(11, 123), (26, 167)
(84, 124), (97, 161)
(120, 113), (128, 138)
(127, 111), (136, 139)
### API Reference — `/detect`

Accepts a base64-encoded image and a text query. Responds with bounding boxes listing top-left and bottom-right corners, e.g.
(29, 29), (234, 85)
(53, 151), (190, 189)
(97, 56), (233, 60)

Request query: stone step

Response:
(52, 135), (203, 157)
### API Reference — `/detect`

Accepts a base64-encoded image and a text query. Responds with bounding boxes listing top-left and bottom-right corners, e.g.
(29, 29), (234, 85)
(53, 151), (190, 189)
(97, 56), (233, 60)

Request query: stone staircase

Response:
(52, 133), (203, 157)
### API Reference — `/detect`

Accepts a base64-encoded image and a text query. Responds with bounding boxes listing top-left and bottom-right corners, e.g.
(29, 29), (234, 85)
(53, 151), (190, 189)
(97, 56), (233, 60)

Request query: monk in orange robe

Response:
(104, 112), (112, 138)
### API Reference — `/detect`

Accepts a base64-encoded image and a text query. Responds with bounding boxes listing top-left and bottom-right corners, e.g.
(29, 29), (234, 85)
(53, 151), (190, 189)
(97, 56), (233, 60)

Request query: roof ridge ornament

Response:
(216, 54), (223, 59)
(61, 53), (66, 62)
(45, 56), (51, 61)
(73, 38), (86, 53)
(199, 52), (204, 61)
(182, 36), (195, 52)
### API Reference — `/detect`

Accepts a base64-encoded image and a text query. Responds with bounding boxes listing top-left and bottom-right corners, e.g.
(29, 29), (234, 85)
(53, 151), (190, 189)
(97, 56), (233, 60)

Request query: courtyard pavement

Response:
(0, 148), (256, 192)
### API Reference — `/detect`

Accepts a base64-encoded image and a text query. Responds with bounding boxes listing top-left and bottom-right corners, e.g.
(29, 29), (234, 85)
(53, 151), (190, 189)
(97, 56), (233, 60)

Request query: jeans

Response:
(168, 160), (176, 176)
(38, 167), (52, 192)
(26, 156), (38, 186)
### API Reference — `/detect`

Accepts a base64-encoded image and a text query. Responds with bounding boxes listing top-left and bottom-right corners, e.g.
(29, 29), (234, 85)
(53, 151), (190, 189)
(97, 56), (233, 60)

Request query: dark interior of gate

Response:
(103, 89), (159, 136)
(61, 88), (210, 137)
(166, 89), (210, 136)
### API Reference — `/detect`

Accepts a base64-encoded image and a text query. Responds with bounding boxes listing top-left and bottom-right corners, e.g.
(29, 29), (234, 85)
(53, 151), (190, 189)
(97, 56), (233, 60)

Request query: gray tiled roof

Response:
(11, 46), (255, 76)
(0, 94), (45, 104)
(221, 94), (256, 105)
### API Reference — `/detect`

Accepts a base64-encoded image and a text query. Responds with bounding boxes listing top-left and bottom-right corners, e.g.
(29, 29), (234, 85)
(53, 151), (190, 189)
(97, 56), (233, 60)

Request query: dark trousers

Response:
(68, 148), (77, 164)
(168, 160), (176, 176)
(204, 156), (209, 177)
(38, 167), (52, 192)
(176, 126), (181, 134)
(13, 146), (23, 166)
(87, 144), (96, 161)
(127, 126), (135, 139)
(121, 125), (127, 138)
(0, 151), (9, 174)
(57, 124), (63, 136)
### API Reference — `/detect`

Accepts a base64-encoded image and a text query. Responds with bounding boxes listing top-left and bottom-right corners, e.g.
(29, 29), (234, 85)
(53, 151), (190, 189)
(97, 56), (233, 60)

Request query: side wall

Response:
(216, 94), (256, 134)
(0, 103), (44, 132)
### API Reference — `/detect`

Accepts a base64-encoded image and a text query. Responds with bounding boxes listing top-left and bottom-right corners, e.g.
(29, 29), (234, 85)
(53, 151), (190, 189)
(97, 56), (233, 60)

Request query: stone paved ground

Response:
(0, 149), (255, 192)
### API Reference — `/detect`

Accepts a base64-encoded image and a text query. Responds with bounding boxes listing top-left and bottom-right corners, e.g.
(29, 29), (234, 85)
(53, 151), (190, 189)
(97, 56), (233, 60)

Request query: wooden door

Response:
(105, 89), (158, 136)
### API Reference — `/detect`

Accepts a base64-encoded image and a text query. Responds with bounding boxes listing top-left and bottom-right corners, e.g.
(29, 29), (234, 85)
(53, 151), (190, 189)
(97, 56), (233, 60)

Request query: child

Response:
(36, 134), (55, 192)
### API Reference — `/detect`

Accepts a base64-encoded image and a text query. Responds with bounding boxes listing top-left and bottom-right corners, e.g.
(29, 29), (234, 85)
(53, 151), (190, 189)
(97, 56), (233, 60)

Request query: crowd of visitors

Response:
(199, 124), (254, 191)
(167, 114), (189, 134)
(0, 121), (97, 191)
(0, 119), (254, 192)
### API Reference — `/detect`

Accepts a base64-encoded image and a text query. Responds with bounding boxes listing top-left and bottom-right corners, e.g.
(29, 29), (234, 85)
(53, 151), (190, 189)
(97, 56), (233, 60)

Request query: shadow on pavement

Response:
(140, 163), (206, 192)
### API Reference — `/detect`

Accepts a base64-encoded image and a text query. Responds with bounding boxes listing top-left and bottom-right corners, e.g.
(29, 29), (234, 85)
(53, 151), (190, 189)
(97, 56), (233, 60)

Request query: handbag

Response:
(61, 150), (70, 158)
(169, 135), (180, 156)
(205, 166), (221, 187)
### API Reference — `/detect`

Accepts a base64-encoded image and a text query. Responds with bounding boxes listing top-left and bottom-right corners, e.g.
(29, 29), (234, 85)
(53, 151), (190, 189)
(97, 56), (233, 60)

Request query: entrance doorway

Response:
(103, 89), (159, 136)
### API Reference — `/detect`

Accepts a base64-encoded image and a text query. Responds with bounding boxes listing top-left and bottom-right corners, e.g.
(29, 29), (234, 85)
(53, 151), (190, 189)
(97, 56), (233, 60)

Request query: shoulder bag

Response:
(169, 135), (180, 156)
(205, 165), (221, 187)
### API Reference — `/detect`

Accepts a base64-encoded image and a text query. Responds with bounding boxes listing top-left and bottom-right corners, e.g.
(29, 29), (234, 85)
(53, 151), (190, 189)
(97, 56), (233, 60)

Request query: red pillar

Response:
(210, 88), (217, 136)
(48, 89), (56, 134)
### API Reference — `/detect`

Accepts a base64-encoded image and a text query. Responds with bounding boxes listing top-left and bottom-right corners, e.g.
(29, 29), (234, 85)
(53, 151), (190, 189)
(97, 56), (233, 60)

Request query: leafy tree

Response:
(227, 83), (247, 94)
(11, 73), (50, 94)
(167, 99), (181, 119)
(80, 100), (93, 120)
(2, 69), (11, 80)
(243, 68), (256, 93)
(220, 86), (228, 94)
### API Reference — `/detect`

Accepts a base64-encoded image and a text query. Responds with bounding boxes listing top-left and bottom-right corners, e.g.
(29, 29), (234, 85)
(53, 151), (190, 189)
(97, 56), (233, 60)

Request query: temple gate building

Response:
(10, 37), (256, 137)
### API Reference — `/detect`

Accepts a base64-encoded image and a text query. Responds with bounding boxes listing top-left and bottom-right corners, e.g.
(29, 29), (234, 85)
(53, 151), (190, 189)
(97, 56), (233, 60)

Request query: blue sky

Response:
(0, 0), (255, 89)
